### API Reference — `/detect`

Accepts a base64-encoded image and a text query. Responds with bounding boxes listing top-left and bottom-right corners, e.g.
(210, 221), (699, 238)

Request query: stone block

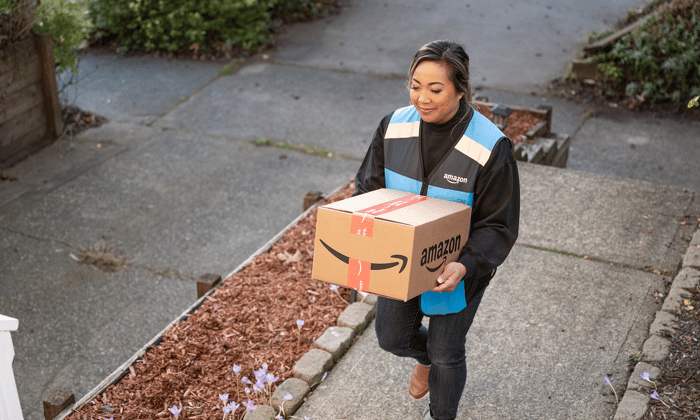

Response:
(627, 362), (661, 391)
(243, 404), (277, 420)
(196, 273), (221, 299)
(613, 390), (649, 420)
(314, 326), (354, 361)
(43, 389), (75, 420)
(271, 377), (310, 415)
(303, 191), (324, 211)
(571, 59), (600, 81)
(514, 141), (544, 164)
(551, 133), (571, 168)
(682, 243), (700, 268)
(292, 348), (333, 385)
(537, 137), (557, 165)
(661, 285), (686, 313)
(672, 267), (700, 290)
(648, 311), (677, 336)
(690, 230), (700, 247)
(356, 291), (377, 306)
(337, 302), (375, 332)
(640, 335), (671, 363)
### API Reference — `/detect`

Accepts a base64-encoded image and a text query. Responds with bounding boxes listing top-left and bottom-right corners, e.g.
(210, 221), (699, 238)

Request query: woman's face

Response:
(409, 60), (464, 124)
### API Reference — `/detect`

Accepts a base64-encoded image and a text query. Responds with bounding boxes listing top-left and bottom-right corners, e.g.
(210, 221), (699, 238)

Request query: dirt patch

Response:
(65, 184), (355, 420)
(548, 77), (700, 121)
(70, 240), (127, 272)
(62, 105), (108, 138)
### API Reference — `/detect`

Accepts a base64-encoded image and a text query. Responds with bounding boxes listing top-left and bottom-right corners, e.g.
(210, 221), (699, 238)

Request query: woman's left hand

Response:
(430, 262), (466, 293)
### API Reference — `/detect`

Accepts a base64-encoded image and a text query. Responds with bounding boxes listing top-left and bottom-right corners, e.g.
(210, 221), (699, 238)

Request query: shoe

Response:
(422, 402), (435, 420)
(408, 363), (431, 399)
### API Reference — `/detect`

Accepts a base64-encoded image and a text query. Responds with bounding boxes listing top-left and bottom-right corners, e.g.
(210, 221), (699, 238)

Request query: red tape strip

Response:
(350, 193), (427, 237)
(347, 259), (370, 292)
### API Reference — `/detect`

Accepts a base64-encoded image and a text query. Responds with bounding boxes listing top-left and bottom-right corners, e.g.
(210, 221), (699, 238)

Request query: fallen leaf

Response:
(278, 250), (302, 263)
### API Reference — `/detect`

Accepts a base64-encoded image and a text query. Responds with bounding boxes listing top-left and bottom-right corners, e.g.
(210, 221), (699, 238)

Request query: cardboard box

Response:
(311, 188), (471, 301)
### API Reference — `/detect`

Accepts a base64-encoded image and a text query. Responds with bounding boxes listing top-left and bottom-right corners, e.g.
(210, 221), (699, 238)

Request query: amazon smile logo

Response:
(444, 173), (468, 185)
(319, 239), (407, 273)
(421, 235), (462, 272)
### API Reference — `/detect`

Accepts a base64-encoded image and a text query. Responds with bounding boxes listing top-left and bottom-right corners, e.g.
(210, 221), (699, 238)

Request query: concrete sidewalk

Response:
(2, 0), (700, 419)
(294, 164), (699, 420)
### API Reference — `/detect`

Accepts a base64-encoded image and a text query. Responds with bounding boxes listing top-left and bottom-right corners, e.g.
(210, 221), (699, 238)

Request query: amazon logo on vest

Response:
(444, 173), (468, 185)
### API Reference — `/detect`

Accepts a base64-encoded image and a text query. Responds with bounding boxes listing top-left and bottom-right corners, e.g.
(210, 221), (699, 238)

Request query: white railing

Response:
(0, 315), (23, 420)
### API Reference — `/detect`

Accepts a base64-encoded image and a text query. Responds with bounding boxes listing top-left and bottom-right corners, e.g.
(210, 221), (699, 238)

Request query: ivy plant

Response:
(588, 0), (700, 106)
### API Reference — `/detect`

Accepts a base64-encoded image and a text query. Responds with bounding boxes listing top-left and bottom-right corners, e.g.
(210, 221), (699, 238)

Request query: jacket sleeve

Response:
(353, 114), (392, 196)
(458, 138), (520, 280)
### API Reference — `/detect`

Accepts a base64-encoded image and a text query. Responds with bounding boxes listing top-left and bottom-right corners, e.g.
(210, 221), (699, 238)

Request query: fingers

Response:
(431, 262), (466, 293)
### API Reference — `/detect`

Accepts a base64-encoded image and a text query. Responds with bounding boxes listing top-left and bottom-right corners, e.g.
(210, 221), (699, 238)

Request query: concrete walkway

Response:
(1, 0), (699, 419)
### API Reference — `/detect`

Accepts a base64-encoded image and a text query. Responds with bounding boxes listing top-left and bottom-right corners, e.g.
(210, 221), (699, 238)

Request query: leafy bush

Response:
(87, 0), (336, 54)
(89, 0), (276, 53)
(35, 0), (93, 74)
(589, 0), (700, 106)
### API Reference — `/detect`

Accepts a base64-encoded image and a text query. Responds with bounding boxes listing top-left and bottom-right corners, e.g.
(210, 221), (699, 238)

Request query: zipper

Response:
(418, 106), (474, 197)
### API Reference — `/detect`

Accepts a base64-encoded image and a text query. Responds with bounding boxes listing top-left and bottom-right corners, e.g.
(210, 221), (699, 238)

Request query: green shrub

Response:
(589, 0), (700, 106)
(88, 0), (276, 53)
(35, 0), (93, 74)
(87, 0), (336, 54)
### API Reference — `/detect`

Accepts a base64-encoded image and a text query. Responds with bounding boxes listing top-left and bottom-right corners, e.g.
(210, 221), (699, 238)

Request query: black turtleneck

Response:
(420, 101), (473, 178)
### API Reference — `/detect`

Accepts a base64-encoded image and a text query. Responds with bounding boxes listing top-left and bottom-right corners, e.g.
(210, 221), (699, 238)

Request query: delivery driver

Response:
(353, 40), (520, 420)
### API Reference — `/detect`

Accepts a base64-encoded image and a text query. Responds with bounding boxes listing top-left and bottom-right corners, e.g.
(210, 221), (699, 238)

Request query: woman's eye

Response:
(431, 90), (442, 94)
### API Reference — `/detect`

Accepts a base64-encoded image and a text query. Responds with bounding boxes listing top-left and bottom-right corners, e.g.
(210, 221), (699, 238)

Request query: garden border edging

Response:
(53, 180), (355, 420)
(612, 228), (700, 420)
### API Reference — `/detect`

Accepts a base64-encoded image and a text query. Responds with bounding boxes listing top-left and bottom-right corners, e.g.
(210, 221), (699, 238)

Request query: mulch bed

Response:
(642, 283), (700, 419)
(473, 103), (544, 145)
(65, 184), (355, 420)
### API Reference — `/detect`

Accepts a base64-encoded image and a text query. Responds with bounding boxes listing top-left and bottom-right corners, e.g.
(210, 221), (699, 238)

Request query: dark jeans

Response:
(375, 288), (486, 420)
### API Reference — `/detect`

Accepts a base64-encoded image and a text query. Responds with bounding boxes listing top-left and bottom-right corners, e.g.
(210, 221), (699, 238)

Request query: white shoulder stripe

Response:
(454, 135), (491, 166)
(385, 121), (420, 139)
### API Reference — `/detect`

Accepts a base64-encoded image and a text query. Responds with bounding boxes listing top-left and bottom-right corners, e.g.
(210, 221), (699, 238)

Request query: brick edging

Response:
(612, 229), (700, 420)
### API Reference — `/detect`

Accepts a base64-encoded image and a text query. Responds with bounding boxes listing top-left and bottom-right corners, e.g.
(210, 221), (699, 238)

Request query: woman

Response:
(353, 40), (520, 420)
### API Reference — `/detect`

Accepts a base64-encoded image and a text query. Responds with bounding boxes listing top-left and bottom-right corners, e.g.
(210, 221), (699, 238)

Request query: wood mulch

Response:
(65, 184), (355, 420)
(473, 103), (544, 145)
(642, 283), (700, 419)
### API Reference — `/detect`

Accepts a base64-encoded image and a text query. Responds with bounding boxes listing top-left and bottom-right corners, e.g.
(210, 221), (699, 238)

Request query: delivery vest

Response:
(383, 105), (505, 315)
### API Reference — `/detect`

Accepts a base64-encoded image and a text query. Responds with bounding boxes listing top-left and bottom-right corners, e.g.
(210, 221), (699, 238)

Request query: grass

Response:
(218, 59), (243, 77)
(254, 139), (337, 158)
